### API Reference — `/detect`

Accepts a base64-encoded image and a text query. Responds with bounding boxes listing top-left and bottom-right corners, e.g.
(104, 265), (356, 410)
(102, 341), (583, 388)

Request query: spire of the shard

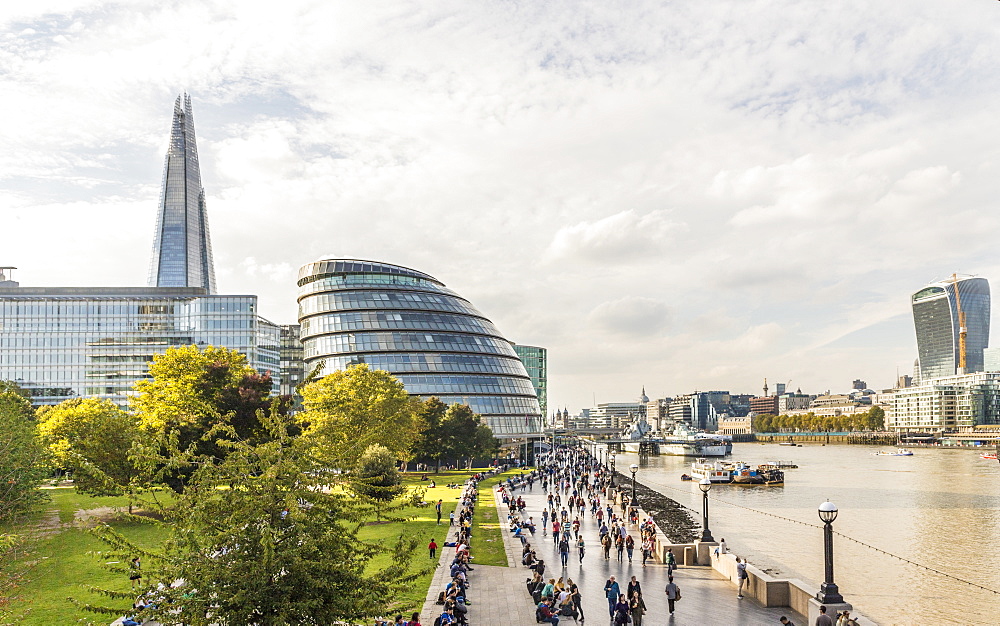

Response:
(148, 94), (217, 293)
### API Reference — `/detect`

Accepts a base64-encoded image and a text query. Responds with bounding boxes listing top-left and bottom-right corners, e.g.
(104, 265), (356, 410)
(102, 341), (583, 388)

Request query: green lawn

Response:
(358, 468), (516, 616)
(4, 489), (169, 626)
(469, 472), (517, 567)
(4, 469), (522, 625)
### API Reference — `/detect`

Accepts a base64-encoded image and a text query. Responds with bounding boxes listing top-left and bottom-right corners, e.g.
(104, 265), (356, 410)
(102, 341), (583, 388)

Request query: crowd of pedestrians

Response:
(499, 445), (693, 624)
(423, 466), (510, 626)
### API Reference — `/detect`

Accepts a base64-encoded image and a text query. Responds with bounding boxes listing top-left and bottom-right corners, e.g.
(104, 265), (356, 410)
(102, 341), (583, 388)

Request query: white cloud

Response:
(2, 0), (1000, 411)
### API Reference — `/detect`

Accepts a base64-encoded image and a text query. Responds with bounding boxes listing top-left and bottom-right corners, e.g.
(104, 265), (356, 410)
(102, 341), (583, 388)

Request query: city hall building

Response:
(296, 258), (544, 438)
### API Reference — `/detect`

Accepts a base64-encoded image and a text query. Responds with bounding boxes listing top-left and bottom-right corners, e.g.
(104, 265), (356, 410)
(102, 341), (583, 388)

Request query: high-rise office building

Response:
(296, 259), (543, 438)
(280, 324), (305, 409)
(912, 276), (990, 381)
(513, 344), (547, 417)
(148, 94), (217, 293)
(0, 95), (279, 405)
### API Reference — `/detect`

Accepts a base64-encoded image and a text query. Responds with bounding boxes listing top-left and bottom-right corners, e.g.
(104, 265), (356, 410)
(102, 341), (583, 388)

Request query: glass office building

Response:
(148, 94), (217, 293)
(0, 285), (279, 405)
(513, 344), (547, 418)
(297, 259), (544, 438)
(280, 324), (305, 410)
(912, 276), (990, 381)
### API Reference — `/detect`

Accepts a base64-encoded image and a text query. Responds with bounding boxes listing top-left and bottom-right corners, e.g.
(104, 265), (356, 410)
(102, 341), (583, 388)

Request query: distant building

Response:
(852, 379), (867, 391)
(775, 383), (786, 396)
(668, 393), (718, 431)
(896, 375), (913, 389)
(717, 415), (753, 435)
(645, 397), (672, 433)
(886, 371), (1000, 431)
(984, 348), (1000, 373)
(280, 324), (304, 407)
(513, 344), (547, 418)
(749, 395), (779, 416)
(778, 393), (812, 414)
(912, 276), (990, 380)
(586, 401), (644, 430)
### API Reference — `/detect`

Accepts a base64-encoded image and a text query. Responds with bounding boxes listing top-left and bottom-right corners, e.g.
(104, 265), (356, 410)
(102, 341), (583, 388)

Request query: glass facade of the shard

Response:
(297, 259), (544, 437)
(912, 276), (990, 381)
(148, 94), (217, 294)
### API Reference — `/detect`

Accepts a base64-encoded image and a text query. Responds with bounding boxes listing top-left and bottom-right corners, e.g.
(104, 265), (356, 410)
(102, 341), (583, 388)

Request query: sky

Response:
(2, 0), (1000, 412)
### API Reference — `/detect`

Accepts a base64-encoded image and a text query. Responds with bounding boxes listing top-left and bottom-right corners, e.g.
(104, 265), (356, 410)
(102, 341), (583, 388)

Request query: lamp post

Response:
(817, 500), (844, 604)
(699, 478), (714, 542)
(610, 453), (616, 488)
(629, 463), (639, 503)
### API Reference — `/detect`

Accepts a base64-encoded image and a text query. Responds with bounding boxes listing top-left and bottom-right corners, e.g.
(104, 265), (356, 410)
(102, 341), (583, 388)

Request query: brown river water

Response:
(610, 443), (1000, 625)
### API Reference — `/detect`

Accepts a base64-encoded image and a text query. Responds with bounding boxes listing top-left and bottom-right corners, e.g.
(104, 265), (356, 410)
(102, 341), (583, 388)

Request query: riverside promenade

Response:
(423, 478), (808, 625)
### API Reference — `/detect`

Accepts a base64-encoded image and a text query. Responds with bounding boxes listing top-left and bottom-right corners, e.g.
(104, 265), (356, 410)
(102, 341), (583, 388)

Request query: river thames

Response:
(610, 443), (1000, 625)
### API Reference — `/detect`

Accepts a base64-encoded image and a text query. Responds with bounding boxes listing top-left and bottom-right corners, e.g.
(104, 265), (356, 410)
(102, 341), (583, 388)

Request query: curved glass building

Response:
(912, 275), (990, 381)
(297, 259), (544, 437)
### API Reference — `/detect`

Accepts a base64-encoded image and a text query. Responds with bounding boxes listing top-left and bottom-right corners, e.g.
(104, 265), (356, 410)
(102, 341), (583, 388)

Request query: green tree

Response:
(411, 397), (450, 472)
(81, 411), (422, 625)
(35, 398), (141, 498)
(299, 364), (420, 468)
(0, 388), (47, 524)
(440, 404), (498, 468)
(864, 406), (885, 431)
(351, 444), (406, 521)
(132, 345), (289, 492)
(0, 385), (47, 620)
(752, 414), (774, 433)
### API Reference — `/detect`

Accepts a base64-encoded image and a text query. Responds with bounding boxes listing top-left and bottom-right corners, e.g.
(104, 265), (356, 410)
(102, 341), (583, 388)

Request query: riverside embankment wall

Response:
(614, 483), (877, 625)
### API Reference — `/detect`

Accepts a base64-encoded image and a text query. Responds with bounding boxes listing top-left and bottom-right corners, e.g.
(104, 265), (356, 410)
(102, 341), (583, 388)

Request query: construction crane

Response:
(952, 273), (968, 375)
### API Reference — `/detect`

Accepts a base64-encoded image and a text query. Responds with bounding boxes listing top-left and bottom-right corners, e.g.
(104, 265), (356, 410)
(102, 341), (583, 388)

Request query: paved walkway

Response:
(483, 479), (808, 625)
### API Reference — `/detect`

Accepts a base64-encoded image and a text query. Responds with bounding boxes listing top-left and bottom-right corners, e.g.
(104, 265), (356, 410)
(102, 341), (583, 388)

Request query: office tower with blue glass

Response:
(296, 259), (544, 437)
(0, 95), (279, 405)
(513, 344), (547, 418)
(912, 275), (990, 381)
(149, 94), (216, 293)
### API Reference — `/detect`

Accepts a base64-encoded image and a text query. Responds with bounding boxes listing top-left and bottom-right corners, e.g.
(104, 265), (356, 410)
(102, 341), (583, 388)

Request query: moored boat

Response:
(690, 459), (734, 483)
(980, 452), (997, 460)
(731, 462), (784, 485)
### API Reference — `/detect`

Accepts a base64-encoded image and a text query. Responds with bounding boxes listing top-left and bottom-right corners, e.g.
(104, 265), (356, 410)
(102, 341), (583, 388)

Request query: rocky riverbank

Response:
(614, 471), (699, 543)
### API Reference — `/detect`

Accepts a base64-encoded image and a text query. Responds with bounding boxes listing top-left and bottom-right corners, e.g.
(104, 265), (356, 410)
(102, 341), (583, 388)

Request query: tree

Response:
(298, 364), (420, 468)
(351, 444), (405, 521)
(0, 385), (47, 619)
(411, 397), (450, 472)
(0, 388), (47, 524)
(35, 398), (141, 498)
(81, 411), (423, 625)
(440, 404), (498, 468)
(864, 406), (885, 431)
(132, 345), (290, 492)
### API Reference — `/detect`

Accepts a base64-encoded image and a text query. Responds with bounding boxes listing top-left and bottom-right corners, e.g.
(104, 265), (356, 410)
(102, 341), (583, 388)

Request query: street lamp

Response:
(629, 463), (639, 505)
(699, 478), (715, 542)
(817, 500), (844, 604)
(609, 453), (617, 488)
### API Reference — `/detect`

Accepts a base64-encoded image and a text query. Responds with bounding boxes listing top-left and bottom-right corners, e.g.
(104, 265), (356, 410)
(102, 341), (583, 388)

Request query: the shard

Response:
(148, 94), (217, 293)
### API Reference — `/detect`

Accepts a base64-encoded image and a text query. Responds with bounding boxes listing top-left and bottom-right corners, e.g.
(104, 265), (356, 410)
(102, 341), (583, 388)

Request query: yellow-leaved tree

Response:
(299, 364), (421, 468)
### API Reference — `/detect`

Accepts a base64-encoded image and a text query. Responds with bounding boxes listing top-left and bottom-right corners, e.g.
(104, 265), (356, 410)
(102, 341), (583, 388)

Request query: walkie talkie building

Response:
(912, 276), (990, 381)
(296, 259), (544, 438)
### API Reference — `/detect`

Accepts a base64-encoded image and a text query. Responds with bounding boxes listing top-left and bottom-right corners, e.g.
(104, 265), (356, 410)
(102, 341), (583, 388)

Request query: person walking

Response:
(736, 557), (748, 598)
(615, 534), (624, 562)
(612, 594), (630, 626)
(559, 536), (571, 567)
(570, 581), (584, 621)
(629, 591), (644, 626)
(576, 536), (586, 563)
(429, 539), (438, 559)
(664, 576), (680, 616)
(626, 576), (645, 612)
(624, 535), (634, 563)
(665, 548), (677, 573)
(436, 500), (443, 525)
(601, 533), (611, 560)
(603, 576), (620, 619)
